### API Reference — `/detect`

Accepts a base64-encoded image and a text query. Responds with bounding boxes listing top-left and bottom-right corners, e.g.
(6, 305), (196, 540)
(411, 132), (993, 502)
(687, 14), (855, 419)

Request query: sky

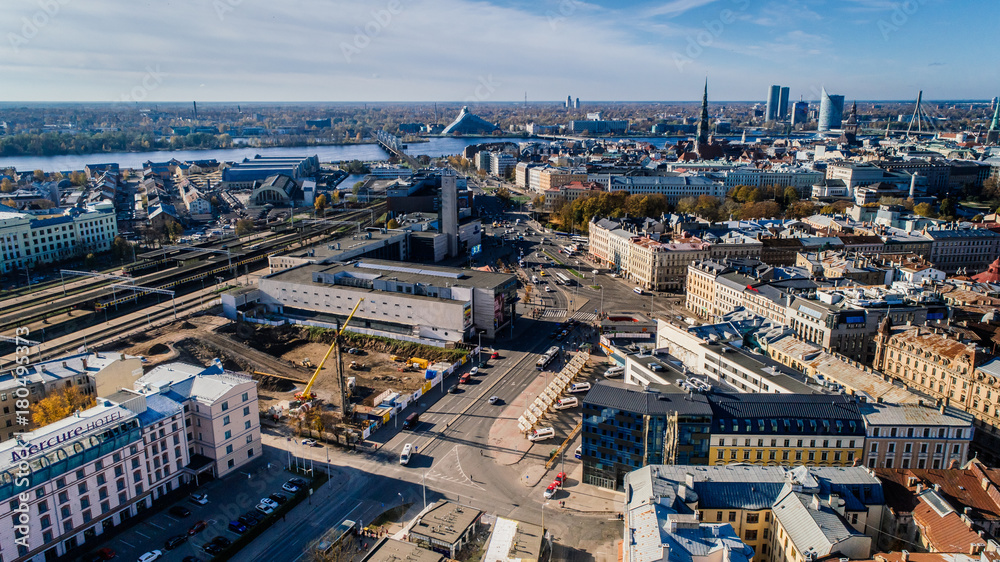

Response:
(2, 0), (997, 103)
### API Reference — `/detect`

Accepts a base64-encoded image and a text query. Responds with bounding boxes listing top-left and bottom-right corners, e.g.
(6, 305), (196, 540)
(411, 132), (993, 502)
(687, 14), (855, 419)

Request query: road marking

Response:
(165, 515), (178, 522)
(135, 531), (151, 538)
(147, 521), (165, 530)
(119, 539), (135, 548)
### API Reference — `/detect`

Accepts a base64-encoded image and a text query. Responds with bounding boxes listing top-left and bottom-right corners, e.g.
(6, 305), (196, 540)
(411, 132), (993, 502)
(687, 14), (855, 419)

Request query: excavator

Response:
(285, 298), (364, 414)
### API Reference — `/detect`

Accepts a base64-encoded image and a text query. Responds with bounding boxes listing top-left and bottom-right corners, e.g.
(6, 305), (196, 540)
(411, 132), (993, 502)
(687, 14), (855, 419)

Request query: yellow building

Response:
(706, 394), (866, 468)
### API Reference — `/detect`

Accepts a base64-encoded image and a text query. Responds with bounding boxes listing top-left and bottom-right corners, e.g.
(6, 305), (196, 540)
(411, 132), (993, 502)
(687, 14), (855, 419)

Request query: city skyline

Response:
(2, 0), (998, 103)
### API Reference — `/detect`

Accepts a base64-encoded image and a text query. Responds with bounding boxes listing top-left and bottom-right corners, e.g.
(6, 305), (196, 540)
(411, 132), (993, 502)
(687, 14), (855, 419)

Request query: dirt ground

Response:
(278, 342), (430, 408)
(104, 315), (444, 418)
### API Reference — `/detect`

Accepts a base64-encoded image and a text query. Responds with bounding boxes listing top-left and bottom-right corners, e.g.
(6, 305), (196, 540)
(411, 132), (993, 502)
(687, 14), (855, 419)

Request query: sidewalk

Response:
(486, 370), (553, 467)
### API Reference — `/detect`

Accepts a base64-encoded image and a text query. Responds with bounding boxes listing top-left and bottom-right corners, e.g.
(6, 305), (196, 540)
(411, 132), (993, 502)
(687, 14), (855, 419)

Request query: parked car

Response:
(164, 534), (188, 550)
(470, 367), (479, 376)
(90, 547), (116, 561)
(189, 493), (208, 505)
(240, 511), (262, 526)
(302, 439), (318, 447)
(182, 557), (203, 562)
(268, 493), (288, 505)
(282, 481), (301, 493)
(209, 536), (231, 548)
(554, 472), (567, 487)
(288, 477), (307, 487)
(188, 520), (208, 535)
(543, 483), (558, 499)
(228, 521), (247, 534)
(261, 497), (282, 511)
(202, 543), (225, 556)
(256, 503), (275, 516)
(169, 506), (192, 518)
(137, 551), (163, 562)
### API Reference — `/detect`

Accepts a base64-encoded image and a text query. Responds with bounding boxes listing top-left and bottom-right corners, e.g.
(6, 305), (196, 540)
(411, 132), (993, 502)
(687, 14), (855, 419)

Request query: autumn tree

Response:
(112, 235), (133, 262)
(32, 387), (96, 426)
(236, 219), (255, 236)
(314, 193), (328, 216)
(386, 218), (400, 229)
(0, 178), (13, 193)
(33, 169), (45, 182)
(70, 171), (88, 186)
(165, 221), (183, 242)
(913, 202), (935, 217)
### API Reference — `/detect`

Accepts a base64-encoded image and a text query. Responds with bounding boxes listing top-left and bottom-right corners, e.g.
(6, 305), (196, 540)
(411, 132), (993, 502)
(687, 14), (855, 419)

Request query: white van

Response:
(528, 427), (555, 442)
(604, 366), (625, 378)
(399, 443), (413, 465)
(633, 287), (644, 295)
(569, 382), (592, 393)
(554, 397), (578, 410)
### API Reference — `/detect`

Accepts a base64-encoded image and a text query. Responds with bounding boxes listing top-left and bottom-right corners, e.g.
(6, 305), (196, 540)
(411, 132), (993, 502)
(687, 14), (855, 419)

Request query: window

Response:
(745, 529), (757, 541)
(221, 401), (229, 411)
(243, 406), (250, 416)
(747, 513), (759, 524)
(242, 392), (249, 402)
(226, 444), (233, 454)
(224, 430), (232, 440)
(223, 415), (231, 426)
(245, 421), (251, 430)
(246, 435), (253, 444)
(729, 512), (736, 522)
(716, 511), (723, 522)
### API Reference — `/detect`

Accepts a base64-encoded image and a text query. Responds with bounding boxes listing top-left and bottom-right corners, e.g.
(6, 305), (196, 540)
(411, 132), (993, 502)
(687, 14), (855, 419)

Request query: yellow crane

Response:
(294, 298), (364, 405)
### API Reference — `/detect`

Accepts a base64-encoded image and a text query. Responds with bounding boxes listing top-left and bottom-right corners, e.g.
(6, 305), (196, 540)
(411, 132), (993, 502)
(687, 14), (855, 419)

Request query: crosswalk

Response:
(570, 311), (597, 322)
(538, 309), (597, 321)
(541, 308), (567, 318)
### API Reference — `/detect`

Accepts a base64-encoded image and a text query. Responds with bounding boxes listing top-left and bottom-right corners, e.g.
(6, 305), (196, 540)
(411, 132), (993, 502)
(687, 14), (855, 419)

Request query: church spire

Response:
(697, 78), (709, 144)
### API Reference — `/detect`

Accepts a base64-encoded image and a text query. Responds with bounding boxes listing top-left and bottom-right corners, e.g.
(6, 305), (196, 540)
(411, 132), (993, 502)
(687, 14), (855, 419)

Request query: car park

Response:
(554, 397), (578, 410)
(604, 366), (625, 378)
(169, 506), (192, 518)
(203, 543), (225, 556)
(182, 556), (202, 562)
(89, 547), (116, 561)
(209, 536), (231, 548)
(528, 427), (555, 442)
(188, 520), (208, 535)
(164, 535), (188, 550)
(288, 477), (307, 487)
(138, 551), (163, 562)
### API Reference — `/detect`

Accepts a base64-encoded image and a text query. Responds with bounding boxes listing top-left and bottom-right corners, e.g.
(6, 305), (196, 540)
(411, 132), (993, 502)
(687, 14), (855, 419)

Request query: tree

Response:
(85, 253), (97, 268)
(235, 219), (255, 236)
(675, 196), (697, 215)
(496, 187), (512, 202)
(786, 200), (818, 219)
(70, 171), (88, 186)
(913, 202), (936, 217)
(386, 218), (400, 229)
(33, 169), (45, 182)
(314, 193), (328, 216)
(165, 221), (183, 242)
(0, 178), (13, 193)
(32, 387), (96, 426)
(783, 186), (799, 205)
(112, 235), (132, 262)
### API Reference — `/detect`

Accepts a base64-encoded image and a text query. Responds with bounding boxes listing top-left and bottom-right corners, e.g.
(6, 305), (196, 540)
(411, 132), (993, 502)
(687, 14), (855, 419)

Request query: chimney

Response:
(811, 495), (822, 511)
(916, 483), (924, 494)
(934, 483), (942, 492)
(982, 478), (990, 491)
(902, 551), (910, 562)
(685, 472), (695, 488)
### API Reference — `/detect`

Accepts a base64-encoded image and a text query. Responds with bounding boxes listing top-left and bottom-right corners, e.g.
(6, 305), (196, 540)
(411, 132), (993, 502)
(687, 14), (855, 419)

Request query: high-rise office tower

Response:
(766, 85), (780, 121)
(818, 88), (845, 131)
(566, 95), (572, 108)
(574, 97), (580, 109)
(791, 100), (809, 127)
(778, 87), (790, 120)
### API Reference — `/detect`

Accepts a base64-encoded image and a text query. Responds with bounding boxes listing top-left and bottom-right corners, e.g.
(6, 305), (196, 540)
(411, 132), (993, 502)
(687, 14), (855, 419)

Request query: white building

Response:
(602, 175), (726, 205)
(256, 259), (518, 343)
(489, 153), (516, 178)
(0, 202), (118, 273)
(723, 166), (824, 197)
(0, 361), (260, 562)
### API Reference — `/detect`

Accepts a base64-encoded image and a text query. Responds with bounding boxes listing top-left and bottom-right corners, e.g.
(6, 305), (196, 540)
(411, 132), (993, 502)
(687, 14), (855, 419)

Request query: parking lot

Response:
(83, 456), (314, 562)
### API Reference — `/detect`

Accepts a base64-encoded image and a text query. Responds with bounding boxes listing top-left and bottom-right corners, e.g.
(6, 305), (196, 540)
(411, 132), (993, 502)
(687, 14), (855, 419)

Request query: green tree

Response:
(165, 221), (183, 242)
(913, 202), (936, 217)
(783, 186), (799, 205)
(112, 236), (132, 262)
(235, 219), (255, 236)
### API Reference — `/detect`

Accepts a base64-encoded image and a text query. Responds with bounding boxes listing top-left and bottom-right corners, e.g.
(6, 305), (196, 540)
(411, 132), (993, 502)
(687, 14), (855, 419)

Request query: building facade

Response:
(0, 203), (118, 274)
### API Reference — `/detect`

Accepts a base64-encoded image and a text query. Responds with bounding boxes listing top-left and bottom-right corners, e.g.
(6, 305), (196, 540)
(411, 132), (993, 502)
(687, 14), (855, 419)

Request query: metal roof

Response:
(583, 380), (712, 417)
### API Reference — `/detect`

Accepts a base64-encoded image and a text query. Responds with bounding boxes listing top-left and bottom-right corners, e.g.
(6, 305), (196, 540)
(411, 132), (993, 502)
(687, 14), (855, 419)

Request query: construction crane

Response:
(294, 298), (364, 417)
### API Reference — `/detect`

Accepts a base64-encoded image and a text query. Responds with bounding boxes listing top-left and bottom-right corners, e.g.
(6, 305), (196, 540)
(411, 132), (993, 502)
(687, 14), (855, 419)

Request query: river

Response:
(0, 136), (687, 172)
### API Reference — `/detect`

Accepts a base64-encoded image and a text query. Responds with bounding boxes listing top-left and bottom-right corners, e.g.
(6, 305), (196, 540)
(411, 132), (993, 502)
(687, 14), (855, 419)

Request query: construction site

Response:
(108, 306), (468, 442)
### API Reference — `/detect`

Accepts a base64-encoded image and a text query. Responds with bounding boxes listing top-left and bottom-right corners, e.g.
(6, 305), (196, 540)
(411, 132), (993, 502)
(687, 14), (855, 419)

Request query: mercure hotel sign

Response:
(10, 410), (124, 463)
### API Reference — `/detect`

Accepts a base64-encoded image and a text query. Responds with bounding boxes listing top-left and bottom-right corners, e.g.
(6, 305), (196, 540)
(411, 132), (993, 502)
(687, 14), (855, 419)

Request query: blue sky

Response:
(1, 0), (996, 102)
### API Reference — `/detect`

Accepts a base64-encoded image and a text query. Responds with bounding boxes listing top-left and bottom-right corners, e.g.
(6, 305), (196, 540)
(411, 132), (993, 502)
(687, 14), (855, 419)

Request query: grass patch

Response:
(542, 251), (585, 278)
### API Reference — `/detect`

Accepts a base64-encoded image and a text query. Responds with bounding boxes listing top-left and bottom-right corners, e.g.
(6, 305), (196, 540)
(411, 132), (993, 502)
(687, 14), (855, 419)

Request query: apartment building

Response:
(707, 394), (866, 468)
(537, 167), (587, 193)
(873, 322), (1000, 462)
(921, 226), (1000, 274)
(623, 464), (884, 562)
(0, 202), (118, 274)
(0, 353), (144, 443)
(858, 402), (973, 469)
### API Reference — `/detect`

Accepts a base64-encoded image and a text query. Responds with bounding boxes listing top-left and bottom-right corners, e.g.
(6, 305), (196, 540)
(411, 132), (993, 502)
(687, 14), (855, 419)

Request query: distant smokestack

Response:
(193, 101), (198, 119)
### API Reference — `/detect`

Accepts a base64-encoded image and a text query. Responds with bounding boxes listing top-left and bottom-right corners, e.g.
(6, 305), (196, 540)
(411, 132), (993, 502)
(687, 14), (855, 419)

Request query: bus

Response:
(571, 236), (589, 246)
(554, 271), (571, 285)
(536, 346), (560, 370)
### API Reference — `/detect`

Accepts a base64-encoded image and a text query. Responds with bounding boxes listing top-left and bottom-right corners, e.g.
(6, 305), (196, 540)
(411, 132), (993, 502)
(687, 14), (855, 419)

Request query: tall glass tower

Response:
(818, 87), (845, 131)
